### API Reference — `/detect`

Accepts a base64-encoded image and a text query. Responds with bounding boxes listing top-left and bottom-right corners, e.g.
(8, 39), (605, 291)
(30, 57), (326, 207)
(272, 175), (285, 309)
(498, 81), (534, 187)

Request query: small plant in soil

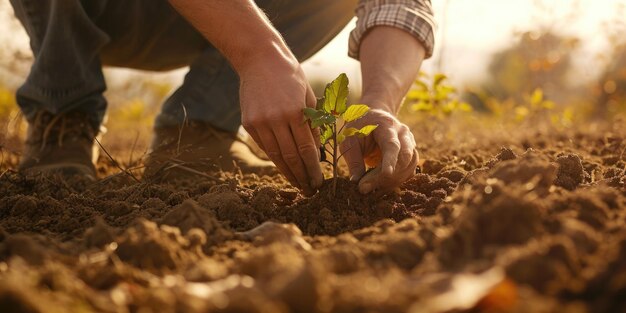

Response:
(304, 73), (377, 196)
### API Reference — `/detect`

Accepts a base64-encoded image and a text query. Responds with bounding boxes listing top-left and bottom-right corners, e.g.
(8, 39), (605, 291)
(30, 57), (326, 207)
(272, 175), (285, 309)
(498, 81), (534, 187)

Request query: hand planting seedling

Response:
(303, 73), (378, 196)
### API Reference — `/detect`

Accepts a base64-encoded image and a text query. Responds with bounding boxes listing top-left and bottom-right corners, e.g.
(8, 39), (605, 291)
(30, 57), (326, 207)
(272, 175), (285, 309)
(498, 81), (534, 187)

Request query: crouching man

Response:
(11, 0), (434, 194)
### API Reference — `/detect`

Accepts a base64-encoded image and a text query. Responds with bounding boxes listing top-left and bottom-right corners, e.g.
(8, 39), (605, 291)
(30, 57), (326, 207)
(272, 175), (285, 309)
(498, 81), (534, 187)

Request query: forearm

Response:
(170, 0), (323, 194)
(168, 0), (295, 75)
(359, 26), (426, 114)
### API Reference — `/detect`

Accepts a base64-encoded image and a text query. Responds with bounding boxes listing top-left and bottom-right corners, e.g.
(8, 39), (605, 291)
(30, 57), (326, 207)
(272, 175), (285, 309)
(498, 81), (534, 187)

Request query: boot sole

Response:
(21, 163), (97, 181)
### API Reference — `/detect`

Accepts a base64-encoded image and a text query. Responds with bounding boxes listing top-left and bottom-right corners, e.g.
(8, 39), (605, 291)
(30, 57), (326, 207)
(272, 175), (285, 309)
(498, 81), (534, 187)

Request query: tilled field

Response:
(0, 122), (625, 313)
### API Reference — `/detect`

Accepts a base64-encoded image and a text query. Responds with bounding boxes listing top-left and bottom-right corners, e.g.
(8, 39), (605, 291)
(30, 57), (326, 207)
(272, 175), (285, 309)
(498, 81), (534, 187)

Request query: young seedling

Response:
(303, 73), (378, 196)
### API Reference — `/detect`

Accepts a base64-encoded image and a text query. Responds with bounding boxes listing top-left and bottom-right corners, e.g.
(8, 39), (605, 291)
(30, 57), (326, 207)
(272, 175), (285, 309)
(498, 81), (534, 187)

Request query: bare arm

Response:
(168, 0), (323, 195)
(341, 26), (426, 193)
(360, 26), (426, 114)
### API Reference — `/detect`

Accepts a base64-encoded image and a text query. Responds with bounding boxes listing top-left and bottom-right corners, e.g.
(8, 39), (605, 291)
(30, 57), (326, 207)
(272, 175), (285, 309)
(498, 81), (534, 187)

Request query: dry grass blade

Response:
(97, 164), (146, 185)
(163, 163), (221, 182)
(128, 131), (140, 167)
(95, 137), (141, 183)
(177, 103), (188, 156)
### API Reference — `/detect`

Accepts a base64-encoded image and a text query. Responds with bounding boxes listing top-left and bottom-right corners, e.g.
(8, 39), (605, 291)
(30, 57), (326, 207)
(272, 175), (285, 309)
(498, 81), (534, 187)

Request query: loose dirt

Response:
(0, 123), (625, 313)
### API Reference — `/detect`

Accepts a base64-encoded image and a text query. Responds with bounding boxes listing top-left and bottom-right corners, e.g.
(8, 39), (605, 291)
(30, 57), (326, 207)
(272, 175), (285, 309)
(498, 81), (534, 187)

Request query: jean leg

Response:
(9, 0), (110, 130)
(155, 0), (356, 133)
(96, 0), (208, 71)
(263, 0), (357, 61)
(155, 49), (242, 133)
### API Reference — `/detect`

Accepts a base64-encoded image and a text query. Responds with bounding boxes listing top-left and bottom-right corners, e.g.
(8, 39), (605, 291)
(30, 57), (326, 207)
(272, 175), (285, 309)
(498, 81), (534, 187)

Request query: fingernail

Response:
(359, 183), (373, 194)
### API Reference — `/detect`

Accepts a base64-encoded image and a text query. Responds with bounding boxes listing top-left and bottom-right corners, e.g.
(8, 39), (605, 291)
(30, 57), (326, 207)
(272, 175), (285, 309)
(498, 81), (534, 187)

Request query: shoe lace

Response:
(30, 111), (95, 152)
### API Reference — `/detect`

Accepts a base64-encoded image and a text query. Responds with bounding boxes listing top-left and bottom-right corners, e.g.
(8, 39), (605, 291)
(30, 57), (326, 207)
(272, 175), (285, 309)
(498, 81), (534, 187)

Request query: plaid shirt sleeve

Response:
(349, 0), (436, 60)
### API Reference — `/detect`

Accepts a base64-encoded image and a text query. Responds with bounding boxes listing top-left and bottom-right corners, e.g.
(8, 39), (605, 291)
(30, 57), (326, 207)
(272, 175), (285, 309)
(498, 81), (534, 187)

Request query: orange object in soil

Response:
(364, 147), (382, 168)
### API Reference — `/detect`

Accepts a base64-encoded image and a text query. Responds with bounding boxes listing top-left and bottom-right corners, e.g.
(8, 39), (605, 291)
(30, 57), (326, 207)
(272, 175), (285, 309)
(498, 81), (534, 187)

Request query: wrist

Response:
(360, 94), (397, 114)
(232, 36), (297, 77)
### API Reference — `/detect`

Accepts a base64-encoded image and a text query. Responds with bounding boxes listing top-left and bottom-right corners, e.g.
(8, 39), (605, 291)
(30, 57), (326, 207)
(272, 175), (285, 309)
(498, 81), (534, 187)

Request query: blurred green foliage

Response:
(594, 44), (626, 117)
(404, 73), (472, 118)
(479, 31), (579, 105)
(0, 86), (17, 120)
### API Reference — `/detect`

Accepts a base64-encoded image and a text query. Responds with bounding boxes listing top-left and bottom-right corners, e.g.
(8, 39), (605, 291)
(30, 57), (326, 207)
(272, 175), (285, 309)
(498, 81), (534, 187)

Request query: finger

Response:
(311, 127), (321, 160)
(305, 85), (322, 159)
(257, 127), (299, 188)
(374, 127), (401, 178)
(396, 127), (416, 171)
(290, 120), (324, 189)
(358, 167), (382, 194)
(393, 150), (419, 188)
(403, 131), (420, 175)
(245, 128), (266, 151)
(273, 126), (314, 194)
(341, 136), (366, 182)
(359, 148), (419, 194)
(404, 148), (420, 181)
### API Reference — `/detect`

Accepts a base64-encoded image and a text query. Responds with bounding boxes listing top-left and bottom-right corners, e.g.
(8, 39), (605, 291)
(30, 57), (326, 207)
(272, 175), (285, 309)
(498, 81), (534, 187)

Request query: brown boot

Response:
(144, 121), (275, 180)
(19, 110), (98, 180)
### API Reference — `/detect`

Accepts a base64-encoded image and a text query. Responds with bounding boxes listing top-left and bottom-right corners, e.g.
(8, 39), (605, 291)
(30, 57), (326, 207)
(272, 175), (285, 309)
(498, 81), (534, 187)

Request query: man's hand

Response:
(239, 58), (323, 195)
(344, 26), (427, 193)
(341, 108), (418, 194)
(168, 0), (323, 194)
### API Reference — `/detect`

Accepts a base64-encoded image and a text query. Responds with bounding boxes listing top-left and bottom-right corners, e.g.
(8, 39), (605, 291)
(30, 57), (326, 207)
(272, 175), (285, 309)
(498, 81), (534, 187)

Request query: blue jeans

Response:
(10, 0), (356, 133)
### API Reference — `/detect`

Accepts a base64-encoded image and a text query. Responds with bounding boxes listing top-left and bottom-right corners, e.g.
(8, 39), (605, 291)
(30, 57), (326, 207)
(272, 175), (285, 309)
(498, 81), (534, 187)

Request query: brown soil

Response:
(0, 124), (625, 313)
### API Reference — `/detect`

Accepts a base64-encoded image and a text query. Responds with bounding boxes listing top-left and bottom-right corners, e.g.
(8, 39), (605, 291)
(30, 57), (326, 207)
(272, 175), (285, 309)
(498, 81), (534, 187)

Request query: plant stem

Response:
(331, 123), (338, 197)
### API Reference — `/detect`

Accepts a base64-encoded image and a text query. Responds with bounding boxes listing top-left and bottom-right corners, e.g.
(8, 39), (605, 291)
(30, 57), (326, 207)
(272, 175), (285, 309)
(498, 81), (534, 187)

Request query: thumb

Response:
(341, 136), (366, 182)
(358, 167), (382, 194)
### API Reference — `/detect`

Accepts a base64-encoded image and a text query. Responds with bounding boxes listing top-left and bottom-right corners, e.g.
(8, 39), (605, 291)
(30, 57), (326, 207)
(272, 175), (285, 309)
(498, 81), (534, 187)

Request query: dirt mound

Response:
(555, 154), (587, 190)
(0, 125), (625, 312)
(114, 219), (204, 273)
(161, 199), (233, 248)
(265, 176), (456, 236)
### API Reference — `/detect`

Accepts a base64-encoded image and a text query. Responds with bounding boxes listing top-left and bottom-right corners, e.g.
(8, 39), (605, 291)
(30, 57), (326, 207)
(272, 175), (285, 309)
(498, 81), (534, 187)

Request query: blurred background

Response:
(1, 0), (625, 164)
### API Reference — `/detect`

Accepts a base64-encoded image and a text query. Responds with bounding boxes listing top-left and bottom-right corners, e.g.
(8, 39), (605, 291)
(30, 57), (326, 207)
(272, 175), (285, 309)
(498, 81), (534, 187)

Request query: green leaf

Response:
(412, 101), (433, 112)
(323, 73), (349, 114)
(303, 107), (325, 120)
(406, 90), (430, 101)
(305, 106), (336, 128)
(542, 100), (555, 110)
(458, 102), (473, 112)
(413, 80), (429, 91)
(434, 85), (456, 101)
(342, 127), (360, 137)
(442, 101), (455, 115)
(310, 114), (335, 129)
(342, 125), (378, 138)
(530, 88), (543, 106)
(341, 104), (370, 122)
(357, 125), (378, 136)
(433, 73), (448, 87)
(316, 97), (325, 110)
(320, 126), (333, 144)
(337, 133), (346, 145)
